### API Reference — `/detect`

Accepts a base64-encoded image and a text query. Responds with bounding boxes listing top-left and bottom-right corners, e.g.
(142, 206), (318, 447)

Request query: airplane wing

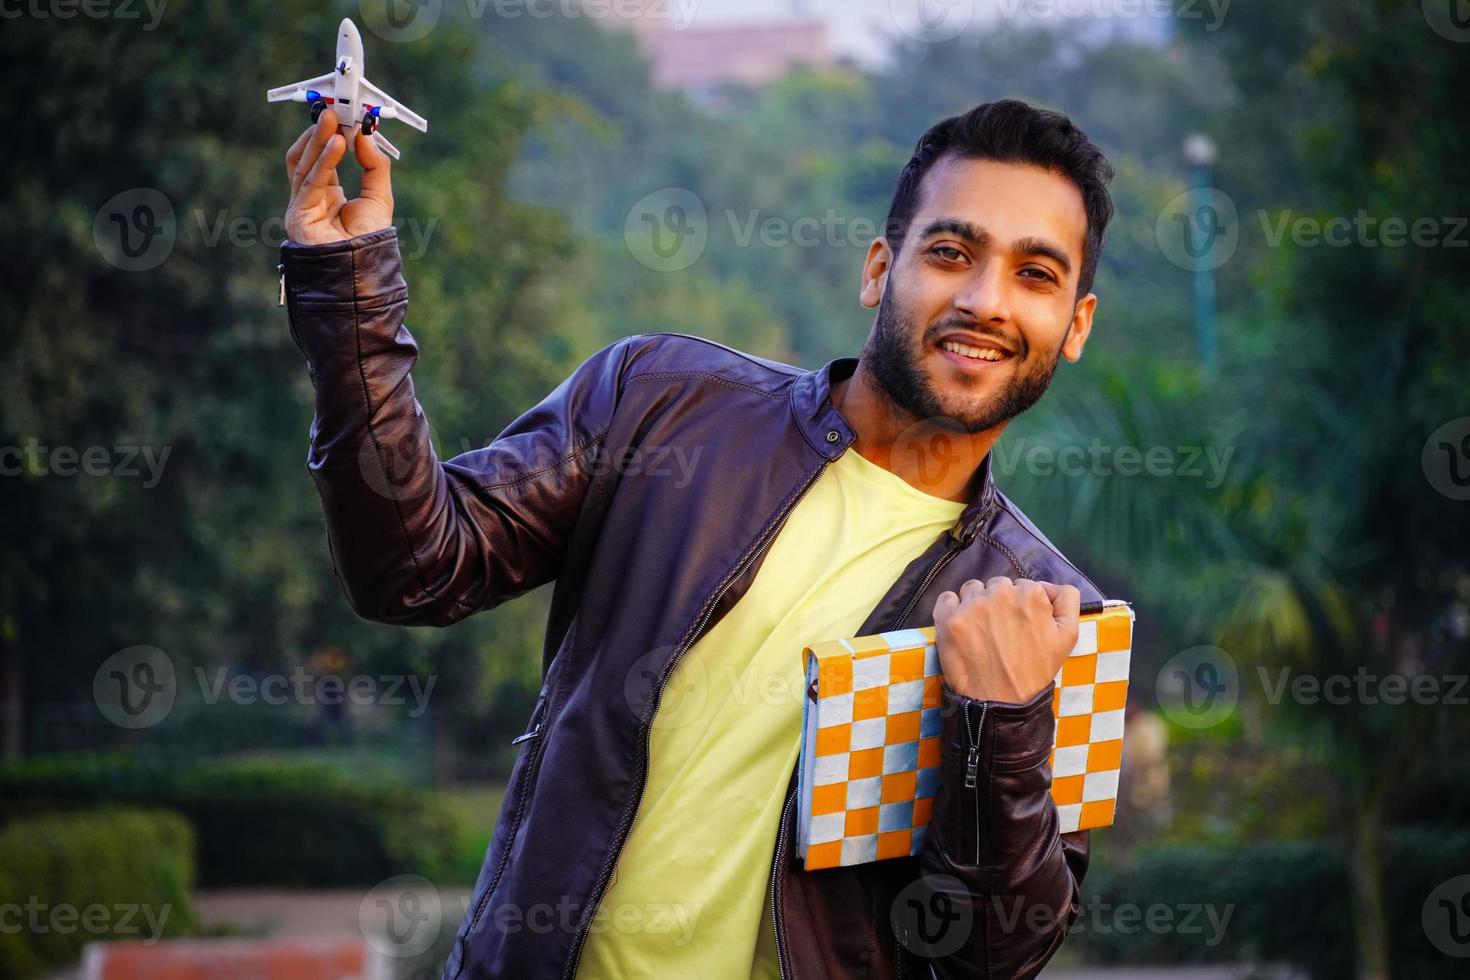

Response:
(360, 77), (428, 133)
(267, 72), (337, 103)
(373, 132), (401, 161)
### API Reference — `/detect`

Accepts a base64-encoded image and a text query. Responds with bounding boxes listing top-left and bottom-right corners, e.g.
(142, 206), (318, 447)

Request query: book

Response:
(795, 600), (1134, 871)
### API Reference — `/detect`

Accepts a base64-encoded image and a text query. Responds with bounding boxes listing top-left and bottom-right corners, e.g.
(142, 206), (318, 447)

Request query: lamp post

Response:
(1183, 133), (1218, 372)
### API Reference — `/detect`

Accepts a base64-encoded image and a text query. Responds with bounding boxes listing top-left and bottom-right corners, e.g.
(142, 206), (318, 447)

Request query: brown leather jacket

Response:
(280, 227), (1105, 980)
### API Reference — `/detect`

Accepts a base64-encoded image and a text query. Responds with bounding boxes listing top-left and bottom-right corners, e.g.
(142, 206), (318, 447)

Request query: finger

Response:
(933, 590), (959, 625)
(1046, 583), (1082, 627)
(291, 110), (339, 196)
(285, 126), (313, 181)
(303, 134), (347, 193)
(355, 130), (394, 208)
(958, 578), (986, 603)
(984, 576), (1014, 591)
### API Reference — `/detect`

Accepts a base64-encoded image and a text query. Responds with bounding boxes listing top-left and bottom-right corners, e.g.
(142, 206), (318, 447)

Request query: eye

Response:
(928, 245), (966, 262)
(1020, 267), (1059, 284)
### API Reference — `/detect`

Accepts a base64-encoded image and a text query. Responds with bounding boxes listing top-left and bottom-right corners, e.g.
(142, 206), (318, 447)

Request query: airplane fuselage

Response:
(331, 20), (366, 137)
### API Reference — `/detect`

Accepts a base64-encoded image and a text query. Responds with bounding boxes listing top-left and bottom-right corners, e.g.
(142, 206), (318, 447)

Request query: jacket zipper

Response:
(462, 683), (554, 947)
(884, 508), (988, 632)
(962, 700), (988, 865)
(560, 459), (832, 980)
(769, 784), (797, 979)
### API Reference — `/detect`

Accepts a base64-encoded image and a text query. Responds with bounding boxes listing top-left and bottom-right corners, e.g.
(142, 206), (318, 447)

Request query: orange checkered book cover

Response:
(795, 600), (1134, 870)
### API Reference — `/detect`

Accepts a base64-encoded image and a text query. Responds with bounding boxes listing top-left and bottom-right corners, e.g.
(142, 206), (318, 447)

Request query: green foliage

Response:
(0, 754), (459, 888)
(0, 807), (197, 979)
(1076, 831), (1470, 978)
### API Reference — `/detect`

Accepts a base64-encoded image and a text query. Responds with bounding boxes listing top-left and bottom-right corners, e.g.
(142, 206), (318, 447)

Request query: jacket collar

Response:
(791, 355), (998, 544)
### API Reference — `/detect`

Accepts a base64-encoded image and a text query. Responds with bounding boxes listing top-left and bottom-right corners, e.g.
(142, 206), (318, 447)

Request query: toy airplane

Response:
(266, 18), (427, 160)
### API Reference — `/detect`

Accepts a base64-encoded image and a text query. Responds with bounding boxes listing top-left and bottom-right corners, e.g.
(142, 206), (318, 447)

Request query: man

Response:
(280, 97), (1116, 979)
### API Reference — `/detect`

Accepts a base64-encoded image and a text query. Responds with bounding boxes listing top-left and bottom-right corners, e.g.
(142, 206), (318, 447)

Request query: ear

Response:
(1061, 292), (1097, 362)
(860, 237), (893, 309)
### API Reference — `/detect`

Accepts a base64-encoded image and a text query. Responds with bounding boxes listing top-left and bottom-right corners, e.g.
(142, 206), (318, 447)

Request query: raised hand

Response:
(284, 109), (393, 245)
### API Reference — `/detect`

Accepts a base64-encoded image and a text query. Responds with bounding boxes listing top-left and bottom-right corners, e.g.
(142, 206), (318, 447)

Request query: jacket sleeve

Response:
(916, 681), (1090, 979)
(280, 227), (638, 627)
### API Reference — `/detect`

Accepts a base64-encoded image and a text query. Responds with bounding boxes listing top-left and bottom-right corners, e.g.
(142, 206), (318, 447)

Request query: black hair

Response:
(884, 99), (1116, 301)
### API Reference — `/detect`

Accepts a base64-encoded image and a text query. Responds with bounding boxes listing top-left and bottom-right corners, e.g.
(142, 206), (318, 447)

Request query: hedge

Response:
(0, 807), (197, 979)
(0, 754), (460, 888)
(1070, 829), (1470, 978)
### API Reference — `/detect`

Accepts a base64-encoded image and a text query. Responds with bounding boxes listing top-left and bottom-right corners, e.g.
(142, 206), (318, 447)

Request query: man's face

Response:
(859, 156), (1096, 434)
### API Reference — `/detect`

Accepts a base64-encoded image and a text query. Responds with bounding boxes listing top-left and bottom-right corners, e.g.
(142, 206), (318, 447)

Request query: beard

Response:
(861, 282), (1066, 435)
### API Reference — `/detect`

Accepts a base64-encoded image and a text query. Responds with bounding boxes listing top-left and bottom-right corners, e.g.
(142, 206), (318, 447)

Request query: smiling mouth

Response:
(937, 338), (1013, 365)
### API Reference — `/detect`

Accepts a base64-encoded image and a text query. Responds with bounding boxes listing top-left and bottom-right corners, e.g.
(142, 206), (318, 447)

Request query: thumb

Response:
(355, 131), (394, 205)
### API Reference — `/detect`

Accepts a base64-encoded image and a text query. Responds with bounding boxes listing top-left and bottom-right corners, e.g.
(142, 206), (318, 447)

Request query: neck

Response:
(831, 360), (1002, 505)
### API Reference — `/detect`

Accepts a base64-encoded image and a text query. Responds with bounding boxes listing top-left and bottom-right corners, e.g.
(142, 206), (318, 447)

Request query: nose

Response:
(951, 257), (1010, 326)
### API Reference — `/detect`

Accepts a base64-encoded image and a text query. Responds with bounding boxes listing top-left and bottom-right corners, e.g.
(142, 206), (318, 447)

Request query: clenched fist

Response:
(284, 109), (394, 246)
(933, 577), (1081, 704)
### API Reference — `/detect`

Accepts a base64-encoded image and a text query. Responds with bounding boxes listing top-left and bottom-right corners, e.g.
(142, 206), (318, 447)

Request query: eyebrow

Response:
(915, 218), (1074, 278)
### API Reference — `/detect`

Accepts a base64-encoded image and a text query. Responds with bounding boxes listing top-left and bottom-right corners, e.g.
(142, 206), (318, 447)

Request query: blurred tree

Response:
(0, 0), (603, 769)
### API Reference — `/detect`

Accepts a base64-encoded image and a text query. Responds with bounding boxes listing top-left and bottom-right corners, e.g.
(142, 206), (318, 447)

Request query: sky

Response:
(672, 0), (1173, 66)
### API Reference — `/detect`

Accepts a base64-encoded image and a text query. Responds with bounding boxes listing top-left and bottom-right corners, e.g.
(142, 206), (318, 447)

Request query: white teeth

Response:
(940, 339), (1003, 361)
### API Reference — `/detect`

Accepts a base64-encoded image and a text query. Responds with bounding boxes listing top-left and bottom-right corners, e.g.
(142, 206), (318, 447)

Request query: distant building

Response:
(602, 5), (836, 103)
(641, 18), (833, 95)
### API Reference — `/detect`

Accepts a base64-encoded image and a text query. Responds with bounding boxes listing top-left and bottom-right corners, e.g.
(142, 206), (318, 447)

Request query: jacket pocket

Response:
(510, 679), (552, 746)
(462, 680), (554, 946)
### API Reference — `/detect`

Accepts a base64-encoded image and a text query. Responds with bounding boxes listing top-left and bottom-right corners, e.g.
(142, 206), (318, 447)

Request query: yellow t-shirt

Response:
(575, 447), (966, 979)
